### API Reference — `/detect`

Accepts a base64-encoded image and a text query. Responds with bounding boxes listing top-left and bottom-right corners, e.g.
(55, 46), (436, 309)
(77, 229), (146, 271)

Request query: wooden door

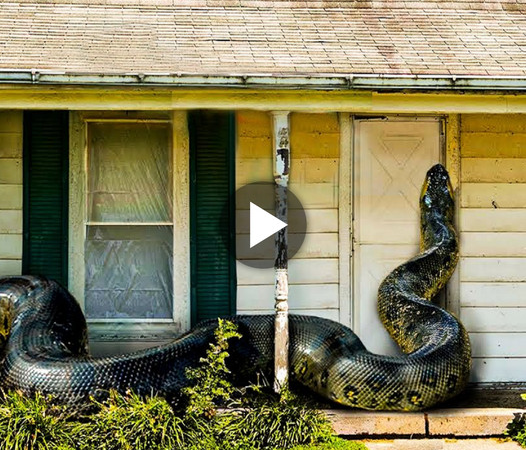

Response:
(354, 118), (442, 355)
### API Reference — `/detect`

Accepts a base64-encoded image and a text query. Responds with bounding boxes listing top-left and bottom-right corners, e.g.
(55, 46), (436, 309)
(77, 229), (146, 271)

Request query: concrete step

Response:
(361, 438), (522, 449)
(325, 408), (525, 438)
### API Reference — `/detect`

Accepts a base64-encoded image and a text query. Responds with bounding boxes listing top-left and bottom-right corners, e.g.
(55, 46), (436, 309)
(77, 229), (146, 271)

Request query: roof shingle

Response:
(1, 0), (525, 77)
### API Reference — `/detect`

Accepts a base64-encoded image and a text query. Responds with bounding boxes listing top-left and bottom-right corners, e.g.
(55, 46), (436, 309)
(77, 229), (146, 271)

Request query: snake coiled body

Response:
(0, 164), (471, 411)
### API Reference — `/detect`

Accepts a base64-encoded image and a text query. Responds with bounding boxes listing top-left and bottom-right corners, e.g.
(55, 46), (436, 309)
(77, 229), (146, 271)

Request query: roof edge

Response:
(2, 70), (526, 91)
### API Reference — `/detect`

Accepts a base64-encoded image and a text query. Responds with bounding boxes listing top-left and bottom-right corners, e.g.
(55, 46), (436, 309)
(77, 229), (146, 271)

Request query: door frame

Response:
(350, 115), (447, 334)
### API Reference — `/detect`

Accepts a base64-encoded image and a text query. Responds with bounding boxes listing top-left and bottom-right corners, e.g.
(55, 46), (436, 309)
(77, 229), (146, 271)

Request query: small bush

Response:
(179, 319), (337, 449)
(506, 394), (526, 447)
(182, 317), (241, 418)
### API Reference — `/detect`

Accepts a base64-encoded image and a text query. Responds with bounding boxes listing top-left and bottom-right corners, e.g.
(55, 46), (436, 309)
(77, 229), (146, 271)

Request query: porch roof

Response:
(1, 0), (526, 89)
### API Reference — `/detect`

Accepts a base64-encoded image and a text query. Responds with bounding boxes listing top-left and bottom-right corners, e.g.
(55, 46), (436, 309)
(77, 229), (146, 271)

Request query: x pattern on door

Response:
(354, 120), (441, 355)
(359, 122), (440, 245)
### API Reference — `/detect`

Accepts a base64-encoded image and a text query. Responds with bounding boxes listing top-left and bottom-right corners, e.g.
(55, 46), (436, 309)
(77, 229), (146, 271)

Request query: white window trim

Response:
(69, 111), (190, 340)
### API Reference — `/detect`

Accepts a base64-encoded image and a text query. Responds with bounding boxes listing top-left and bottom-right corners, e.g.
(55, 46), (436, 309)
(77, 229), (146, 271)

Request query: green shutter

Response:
(190, 111), (236, 325)
(23, 111), (69, 286)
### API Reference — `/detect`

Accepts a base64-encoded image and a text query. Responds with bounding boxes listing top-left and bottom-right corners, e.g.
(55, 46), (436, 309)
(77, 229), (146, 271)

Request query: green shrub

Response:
(179, 319), (339, 449)
(230, 389), (334, 449)
(72, 390), (185, 450)
(181, 387), (336, 450)
(182, 317), (241, 418)
(0, 390), (75, 450)
(506, 394), (526, 447)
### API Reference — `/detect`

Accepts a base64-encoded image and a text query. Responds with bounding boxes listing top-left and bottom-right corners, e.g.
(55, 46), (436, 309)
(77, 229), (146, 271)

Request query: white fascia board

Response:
(1, 70), (526, 91)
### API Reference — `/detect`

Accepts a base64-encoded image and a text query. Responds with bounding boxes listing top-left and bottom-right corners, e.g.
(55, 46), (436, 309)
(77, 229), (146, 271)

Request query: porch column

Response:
(272, 111), (290, 393)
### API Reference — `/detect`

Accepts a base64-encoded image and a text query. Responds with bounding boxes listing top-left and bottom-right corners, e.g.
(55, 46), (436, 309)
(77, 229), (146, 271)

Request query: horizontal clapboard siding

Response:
(461, 183), (526, 208)
(236, 182), (338, 209)
(236, 111), (340, 317)
(462, 158), (526, 182)
(461, 283), (526, 307)
(237, 308), (339, 321)
(238, 158), (338, 185)
(0, 185), (22, 210)
(0, 111), (23, 275)
(461, 209), (526, 232)
(237, 259), (339, 285)
(460, 114), (526, 383)
(461, 257), (526, 282)
(237, 284), (339, 310)
(471, 358), (526, 383)
(0, 235), (22, 259)
(470, 333), (526, 357)
(237, 209), (337, 233)
(236, 233), (339, 259)
(462, 133), (526, 158)
(460, 308), (526, 332)
(461, 232), (526, 257)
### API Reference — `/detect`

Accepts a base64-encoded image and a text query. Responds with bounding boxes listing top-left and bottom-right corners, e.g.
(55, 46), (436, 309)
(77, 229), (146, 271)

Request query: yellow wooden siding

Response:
(459, 113), (526, 382)
(0, 111), (22, 275)
(236, 111), (340, 318)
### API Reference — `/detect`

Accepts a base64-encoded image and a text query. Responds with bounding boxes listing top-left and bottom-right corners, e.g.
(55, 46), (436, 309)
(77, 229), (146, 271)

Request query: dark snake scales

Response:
(0, 164), (471, 411)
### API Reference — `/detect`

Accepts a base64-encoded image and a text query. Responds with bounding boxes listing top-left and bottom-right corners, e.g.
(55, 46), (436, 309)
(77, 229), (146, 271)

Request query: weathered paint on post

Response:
(272, 111), (290, 393)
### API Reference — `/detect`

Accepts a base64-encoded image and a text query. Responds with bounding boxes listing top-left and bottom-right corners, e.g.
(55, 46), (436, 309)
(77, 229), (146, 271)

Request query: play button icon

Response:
(233, 182), (307, 269)
(250, 202), (288, 248)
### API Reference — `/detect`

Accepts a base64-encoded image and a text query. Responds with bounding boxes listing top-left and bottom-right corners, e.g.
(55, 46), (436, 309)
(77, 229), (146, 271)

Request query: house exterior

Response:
(0, 0), (525, 385)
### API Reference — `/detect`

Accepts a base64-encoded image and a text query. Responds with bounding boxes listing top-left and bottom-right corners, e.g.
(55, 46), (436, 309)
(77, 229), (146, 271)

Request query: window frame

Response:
(69, 112), (190, 341)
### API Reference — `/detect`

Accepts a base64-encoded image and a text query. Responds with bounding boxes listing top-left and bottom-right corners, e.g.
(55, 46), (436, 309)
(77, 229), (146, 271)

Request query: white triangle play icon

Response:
(250, 202), (287, 248)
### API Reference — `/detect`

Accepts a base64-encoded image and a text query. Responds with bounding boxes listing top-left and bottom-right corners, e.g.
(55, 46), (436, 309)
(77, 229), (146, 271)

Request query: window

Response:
(84, 121), (173, 320)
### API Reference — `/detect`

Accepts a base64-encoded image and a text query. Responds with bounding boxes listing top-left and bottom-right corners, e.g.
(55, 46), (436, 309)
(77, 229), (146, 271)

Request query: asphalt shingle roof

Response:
(1, 0), (526, 77)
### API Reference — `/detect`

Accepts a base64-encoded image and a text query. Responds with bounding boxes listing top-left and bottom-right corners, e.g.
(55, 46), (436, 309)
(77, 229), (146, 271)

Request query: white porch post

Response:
(272, 111), (290, 393)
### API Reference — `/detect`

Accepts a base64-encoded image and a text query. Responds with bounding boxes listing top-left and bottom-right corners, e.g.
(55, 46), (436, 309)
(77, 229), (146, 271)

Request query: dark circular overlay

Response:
(233, 182), (307, 269)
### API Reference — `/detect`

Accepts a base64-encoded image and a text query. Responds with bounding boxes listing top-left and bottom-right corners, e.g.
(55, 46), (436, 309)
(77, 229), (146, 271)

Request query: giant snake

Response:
(0, 164), (471, 411)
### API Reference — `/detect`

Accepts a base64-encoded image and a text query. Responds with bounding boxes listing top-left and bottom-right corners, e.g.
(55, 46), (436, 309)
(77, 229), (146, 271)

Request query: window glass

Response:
(88, 123), (172, 223)
(85, 122), (173, 319)
(85, 225), (173, 319)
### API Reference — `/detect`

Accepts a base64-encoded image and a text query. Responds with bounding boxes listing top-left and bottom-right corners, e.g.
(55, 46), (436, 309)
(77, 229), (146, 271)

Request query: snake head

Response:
(420, 164), (454, 217)
(0, 295), (13, 352)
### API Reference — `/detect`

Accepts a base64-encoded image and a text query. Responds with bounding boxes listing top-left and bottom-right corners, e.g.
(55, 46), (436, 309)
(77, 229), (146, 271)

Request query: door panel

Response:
(354, 119), (441, 355)
(355, 244), (419, 355)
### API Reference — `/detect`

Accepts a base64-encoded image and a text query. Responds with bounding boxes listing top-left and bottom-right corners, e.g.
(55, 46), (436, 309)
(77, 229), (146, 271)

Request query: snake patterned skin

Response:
(0, 164), (471, 411)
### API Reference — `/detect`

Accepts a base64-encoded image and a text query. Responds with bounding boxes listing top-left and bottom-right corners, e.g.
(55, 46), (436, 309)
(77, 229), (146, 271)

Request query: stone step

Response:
(361, 438), (521, 449)
(325, 408), (524, 438)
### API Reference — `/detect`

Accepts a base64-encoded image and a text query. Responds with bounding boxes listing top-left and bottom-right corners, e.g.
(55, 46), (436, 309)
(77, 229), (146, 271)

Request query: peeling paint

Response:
(272, 111), (291, 393)
(275, 269), (289, 301)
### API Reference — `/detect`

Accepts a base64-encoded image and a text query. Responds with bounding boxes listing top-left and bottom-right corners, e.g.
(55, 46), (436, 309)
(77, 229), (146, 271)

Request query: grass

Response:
(291, 438), (368, 450)
(0, 390), (76, 450)
(73, 390), (186, 450)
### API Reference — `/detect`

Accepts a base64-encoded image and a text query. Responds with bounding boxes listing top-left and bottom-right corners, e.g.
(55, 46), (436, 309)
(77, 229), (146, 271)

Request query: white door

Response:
(354, 118), (442, 355)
